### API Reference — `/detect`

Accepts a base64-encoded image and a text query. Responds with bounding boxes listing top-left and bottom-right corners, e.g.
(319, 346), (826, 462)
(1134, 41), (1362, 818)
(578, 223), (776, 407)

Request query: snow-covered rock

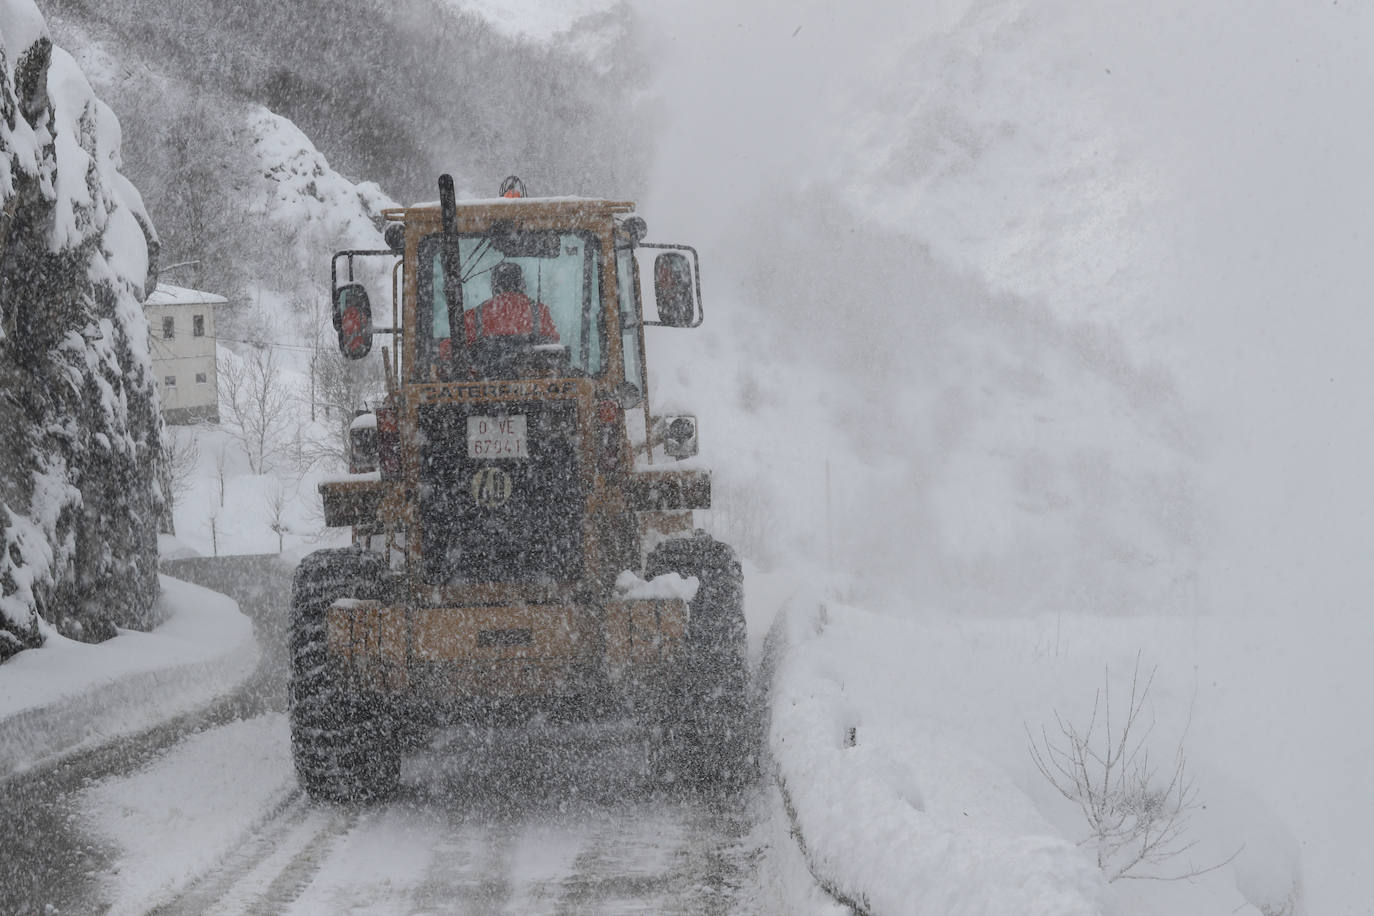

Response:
(0, 0), (161, 658)
(248, 105), (397, 246)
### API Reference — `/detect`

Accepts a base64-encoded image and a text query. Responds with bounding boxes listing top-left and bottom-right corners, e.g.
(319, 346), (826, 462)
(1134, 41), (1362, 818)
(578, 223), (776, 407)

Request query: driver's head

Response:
(491, 261), (525, 296)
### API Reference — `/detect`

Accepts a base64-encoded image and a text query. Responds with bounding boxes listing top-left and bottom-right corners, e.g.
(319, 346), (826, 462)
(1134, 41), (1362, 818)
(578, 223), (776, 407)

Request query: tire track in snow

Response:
(147, 791), (356, 916)
(262, 722), (770, 916)
(550, 793), (763, 915)
(391, 789), (764, 915)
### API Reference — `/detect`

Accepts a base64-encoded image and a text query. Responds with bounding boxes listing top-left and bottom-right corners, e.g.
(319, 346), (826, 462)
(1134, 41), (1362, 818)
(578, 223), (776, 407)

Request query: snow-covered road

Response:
(7, 556), (786, 916)
(80, 713), (768, 915)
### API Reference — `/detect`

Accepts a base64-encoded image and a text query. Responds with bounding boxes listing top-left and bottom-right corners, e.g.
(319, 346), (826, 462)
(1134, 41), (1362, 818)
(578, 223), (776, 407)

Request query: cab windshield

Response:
(416, 230), (604, 379)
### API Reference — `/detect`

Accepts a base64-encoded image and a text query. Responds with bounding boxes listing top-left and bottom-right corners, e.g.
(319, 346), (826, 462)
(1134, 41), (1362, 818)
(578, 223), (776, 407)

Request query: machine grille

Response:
(417, 401), (583, 585)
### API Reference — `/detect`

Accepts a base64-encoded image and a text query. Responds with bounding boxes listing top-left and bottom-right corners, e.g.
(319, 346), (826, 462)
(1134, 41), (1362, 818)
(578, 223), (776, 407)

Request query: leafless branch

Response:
(1026, 653), (1239, 882)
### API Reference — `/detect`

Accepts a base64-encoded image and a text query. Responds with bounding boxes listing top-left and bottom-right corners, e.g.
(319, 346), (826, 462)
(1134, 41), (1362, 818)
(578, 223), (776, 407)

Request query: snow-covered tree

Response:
(0, 0), (162, 658)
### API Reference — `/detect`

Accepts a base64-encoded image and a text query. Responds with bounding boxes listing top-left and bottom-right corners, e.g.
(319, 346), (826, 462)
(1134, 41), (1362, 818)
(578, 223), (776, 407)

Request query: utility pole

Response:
(826, 458), (833, 571)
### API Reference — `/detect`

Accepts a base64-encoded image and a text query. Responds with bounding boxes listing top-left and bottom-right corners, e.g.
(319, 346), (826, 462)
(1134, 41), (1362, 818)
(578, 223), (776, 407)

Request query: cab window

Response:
(417, 230), (604, 378)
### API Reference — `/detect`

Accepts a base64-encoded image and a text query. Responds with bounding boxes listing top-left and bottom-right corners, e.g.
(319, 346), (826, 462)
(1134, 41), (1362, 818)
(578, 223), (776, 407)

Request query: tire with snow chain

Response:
(644, 532), (756, 788)
(290, 547), (399, 803)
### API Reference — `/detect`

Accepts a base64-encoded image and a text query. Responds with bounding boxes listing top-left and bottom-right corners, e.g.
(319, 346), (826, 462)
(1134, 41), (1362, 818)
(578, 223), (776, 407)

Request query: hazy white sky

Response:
(447, 0), (611, 40)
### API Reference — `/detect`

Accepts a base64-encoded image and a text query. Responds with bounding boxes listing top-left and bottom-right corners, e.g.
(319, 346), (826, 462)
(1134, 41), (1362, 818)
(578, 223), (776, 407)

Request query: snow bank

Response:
(0, 575), (258, 777)
(767, 599), (1104, 916)
(763, 590), (1337, 915)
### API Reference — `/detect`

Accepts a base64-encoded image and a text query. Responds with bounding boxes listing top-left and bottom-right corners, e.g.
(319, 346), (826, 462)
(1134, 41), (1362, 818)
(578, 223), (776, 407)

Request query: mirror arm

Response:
(330, 249), (396, 297)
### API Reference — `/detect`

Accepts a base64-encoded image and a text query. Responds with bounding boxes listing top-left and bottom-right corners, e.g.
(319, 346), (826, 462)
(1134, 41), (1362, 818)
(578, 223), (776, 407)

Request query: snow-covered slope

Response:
(159, 108), (396, 557)
(632, 1), (1370, 911)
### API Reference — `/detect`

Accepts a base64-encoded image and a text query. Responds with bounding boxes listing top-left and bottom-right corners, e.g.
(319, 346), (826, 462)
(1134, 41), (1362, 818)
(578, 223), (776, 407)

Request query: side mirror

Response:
(333, 283), (373, 359)
(653, 252), (696, 327)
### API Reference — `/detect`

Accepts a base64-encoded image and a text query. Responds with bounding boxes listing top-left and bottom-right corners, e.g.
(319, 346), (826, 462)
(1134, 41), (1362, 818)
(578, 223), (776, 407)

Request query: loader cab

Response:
(331, 178), (701, 393)
(324, 175), (707, 545)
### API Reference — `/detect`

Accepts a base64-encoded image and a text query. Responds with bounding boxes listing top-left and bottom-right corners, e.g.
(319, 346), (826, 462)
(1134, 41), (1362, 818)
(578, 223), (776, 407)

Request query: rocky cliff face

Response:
(1, 0), (161, 660)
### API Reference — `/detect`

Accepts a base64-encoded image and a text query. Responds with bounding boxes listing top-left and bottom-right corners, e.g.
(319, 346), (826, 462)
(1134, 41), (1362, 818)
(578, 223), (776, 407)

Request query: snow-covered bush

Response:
(1, 0), (161, 658)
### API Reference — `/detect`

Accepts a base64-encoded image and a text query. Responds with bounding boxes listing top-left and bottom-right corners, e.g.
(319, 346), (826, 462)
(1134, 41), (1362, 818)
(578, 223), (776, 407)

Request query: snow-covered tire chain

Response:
(644, 532), (757, 788)
(289, 547), (400, 803)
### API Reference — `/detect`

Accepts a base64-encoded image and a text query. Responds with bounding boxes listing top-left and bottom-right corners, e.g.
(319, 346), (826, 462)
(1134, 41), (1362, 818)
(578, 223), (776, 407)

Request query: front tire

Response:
(290, 548), (399, 802)
(644, 533), (756, 788)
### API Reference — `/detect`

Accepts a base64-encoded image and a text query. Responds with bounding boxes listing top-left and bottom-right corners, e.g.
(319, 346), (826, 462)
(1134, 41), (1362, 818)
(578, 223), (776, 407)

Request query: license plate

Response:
(467, 415), (528, 458)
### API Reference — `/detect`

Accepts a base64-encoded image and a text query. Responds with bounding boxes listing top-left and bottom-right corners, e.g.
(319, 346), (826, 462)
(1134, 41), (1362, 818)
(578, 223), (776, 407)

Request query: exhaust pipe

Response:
(439, 174), (457, 234)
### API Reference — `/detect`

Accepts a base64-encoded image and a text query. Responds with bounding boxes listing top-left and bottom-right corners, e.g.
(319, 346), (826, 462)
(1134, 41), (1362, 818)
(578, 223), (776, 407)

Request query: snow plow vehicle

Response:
(291, 175), (750, 801)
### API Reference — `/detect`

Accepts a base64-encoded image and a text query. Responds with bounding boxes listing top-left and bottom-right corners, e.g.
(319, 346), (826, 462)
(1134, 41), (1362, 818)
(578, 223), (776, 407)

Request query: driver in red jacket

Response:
(464, 261), (559, 345)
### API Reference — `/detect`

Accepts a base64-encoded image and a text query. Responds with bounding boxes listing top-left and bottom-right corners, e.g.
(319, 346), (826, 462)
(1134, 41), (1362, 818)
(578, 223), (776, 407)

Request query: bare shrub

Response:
(306, 343), (385, 469)
(265, 478), (289, 553)
(158, 423), (201, 533)
(1027, 656), (1240, 882)
(218, 346), (294, 474)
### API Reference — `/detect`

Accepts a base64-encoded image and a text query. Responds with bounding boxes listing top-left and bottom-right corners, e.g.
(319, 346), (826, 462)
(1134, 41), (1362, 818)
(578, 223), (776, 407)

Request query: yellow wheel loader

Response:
(290, 175), (750, 801)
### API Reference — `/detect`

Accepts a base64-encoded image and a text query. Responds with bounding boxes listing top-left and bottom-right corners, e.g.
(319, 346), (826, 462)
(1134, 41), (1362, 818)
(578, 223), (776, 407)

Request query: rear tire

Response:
(644, 533), (756, 788)
(290, 547), (400, 802)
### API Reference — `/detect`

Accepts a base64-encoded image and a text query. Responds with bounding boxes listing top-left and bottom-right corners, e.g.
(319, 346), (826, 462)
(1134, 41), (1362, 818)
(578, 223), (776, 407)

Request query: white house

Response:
(145, 283), (226, 424)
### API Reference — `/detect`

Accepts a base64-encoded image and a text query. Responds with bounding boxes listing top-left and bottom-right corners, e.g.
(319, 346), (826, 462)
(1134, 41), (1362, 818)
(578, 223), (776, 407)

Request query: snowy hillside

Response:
(643, 0), (1374, 624)
(249, 107), (396, 245)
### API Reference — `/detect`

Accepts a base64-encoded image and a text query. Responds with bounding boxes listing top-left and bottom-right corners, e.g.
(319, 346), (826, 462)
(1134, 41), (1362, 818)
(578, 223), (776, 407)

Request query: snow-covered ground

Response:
(764, 585), (1347, 915)
(166, 421), (350, 561)
(0, 575), (258, 778)
(1, 554), (1337, 915)
(77, 714), (298, 916)
(72, 709), (766, 915)
(15, 558), (1343, 915)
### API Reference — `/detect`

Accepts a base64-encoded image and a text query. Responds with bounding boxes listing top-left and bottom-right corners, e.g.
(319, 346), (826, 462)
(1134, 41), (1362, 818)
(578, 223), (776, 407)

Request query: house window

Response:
(193, 315), (205, 337)
(162, 316), (174, 339)
(164, 375), (176, 387)
(195, 372), (208, 384)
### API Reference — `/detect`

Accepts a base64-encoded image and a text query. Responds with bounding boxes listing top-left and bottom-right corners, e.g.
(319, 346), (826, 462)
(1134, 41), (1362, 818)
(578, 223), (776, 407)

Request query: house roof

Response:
(145, 283), (228, 307)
